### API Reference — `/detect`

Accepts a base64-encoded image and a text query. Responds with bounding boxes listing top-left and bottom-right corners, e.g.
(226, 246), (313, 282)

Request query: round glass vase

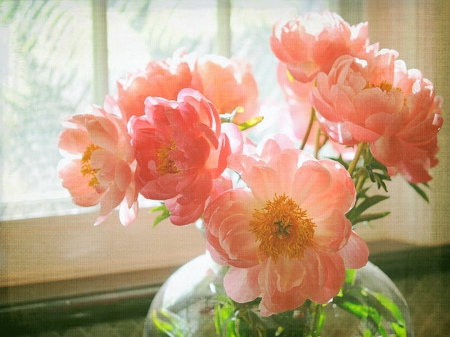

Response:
(144, 252), (413, 337)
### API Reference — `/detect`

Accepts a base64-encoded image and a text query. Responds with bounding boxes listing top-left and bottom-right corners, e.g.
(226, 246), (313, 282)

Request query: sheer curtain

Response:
(337, 0), (450, 246)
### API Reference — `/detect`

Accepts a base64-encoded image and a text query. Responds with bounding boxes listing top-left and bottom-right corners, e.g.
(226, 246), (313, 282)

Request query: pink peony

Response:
(276, 62), (318, 145)
(311, 52), (443, 183)
(116, 49), (193, 122)
(383, 61), (443, 183)
(58, 103), (138, 226)
(192, 54), (259, 124)
(204, 137), (369, 316)
(270, 10), (376, 83)
(129, 88), (233, 225)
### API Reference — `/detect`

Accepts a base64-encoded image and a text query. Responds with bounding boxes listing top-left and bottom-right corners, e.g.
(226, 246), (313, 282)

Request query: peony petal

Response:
(258, 258), (308, 316)
(313, 211), (350, 251)
(115, 160), (132, 192)
(86, 116), (119, 153)
(339, 231), (369, 269)
(204, 189), (260, 266)
(224, 266), (261, 303)
(119, 198), (138, 226)
(220, 122), (244, 155)
(58, 128), (90, 155)
(97, 184), (126, 220)
(371, 136), (405, 166)
(57, 159), (103, 206)
(308, 251), (346, 303)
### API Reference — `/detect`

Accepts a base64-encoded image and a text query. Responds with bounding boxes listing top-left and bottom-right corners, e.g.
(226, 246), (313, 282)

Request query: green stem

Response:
(355, 174), (366, 192)
(319, 134), (328, 150)
(347, 142), (366, 177)
(312, 304), (324, 337)
(314, 126), (321, 158)
(300, 107), (316, 150)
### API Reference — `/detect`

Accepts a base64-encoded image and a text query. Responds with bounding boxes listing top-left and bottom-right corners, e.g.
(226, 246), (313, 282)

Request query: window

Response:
(1, 0), (329, 305)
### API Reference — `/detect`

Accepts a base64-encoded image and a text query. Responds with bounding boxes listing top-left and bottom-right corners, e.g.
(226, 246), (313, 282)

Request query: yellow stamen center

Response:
(365, 80), (402, 93)
(250, 194), (315, 261)
(156, 140), (180, 175)
(365, 80), (406, 106)
(377, 80), (393, 92)
(81, 143), (101, 187)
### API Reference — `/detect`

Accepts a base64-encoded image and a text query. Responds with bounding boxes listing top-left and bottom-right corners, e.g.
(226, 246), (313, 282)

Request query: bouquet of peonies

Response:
(58, 10), (442, 335)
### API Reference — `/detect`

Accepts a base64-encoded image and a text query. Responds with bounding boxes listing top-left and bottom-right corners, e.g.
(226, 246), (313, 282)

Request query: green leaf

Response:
(347, 195), (390, 224)
(358, 150), (391, 192)
(370, 291), (407, 337)
(333, 295), (369, 320)
(356, 187), (371, 199)
(408, 182), (429, 203)
(334, 285), (407, 337)
(238, 116), (264, 131)
(151, 309), (193, 337)
(352, 211), (391, 225)
(363, 328), (374, 337)
(151, 204), (171, 227)
(215, 301), (238, 337)
(345, 269), (357, 285)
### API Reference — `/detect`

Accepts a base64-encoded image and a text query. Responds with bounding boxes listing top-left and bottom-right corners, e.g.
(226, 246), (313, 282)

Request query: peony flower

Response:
(276, 62), (318, 146)
(58, 103), (138, 226)
(129, 88), (233, 225)
(192, 54), (259, 124)
(204, 137), (369, 316)
(382, 61), (443, 183)
(116, 49), (193, 122)
(311, 52), (443, 183)
(270, 10), (377, 83)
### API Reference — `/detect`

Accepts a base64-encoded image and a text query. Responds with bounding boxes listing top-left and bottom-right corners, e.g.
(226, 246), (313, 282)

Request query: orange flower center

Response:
(81, 143), (101, 187)
(366, 80), (406, 106)
(365, 80), (394, 92)
(250, 194), (315, 261)
(156, 140), (180, 175)
(378, 80), (394, 92)
(366, 79), (404, 93)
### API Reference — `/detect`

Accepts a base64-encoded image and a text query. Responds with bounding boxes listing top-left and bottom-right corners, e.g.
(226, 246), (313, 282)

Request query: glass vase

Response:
(144, 252), (413, 337)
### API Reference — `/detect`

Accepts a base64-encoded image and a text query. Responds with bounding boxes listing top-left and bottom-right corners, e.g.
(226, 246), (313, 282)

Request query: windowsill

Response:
(1, 240), (449, 336)
(0, 209), (205, 305)
(2, 205), (447, 306)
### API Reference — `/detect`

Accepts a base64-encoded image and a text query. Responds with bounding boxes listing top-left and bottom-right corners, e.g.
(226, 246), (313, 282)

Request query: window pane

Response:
(0, 0), (93, 220)
(107, 0), (218, 89)
(0, 0), (219, 220)
(231, 0), (328, 100)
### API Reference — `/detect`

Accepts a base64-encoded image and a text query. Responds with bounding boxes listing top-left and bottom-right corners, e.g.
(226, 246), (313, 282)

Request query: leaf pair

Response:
(333, 276), (407, 337)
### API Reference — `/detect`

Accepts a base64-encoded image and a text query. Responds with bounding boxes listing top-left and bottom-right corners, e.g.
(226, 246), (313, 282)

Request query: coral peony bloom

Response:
(383, 61), (443, 183)
(58, 104), (138, 226)
(276, 62), (318, 145)
(130, 88), (233, 225)
(192, 54), (259, 124)
(311, 53), (443, 183)
(270, 10), (376, 83)
(204, 139), (368, 316)
(116, 49), (193, 122)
